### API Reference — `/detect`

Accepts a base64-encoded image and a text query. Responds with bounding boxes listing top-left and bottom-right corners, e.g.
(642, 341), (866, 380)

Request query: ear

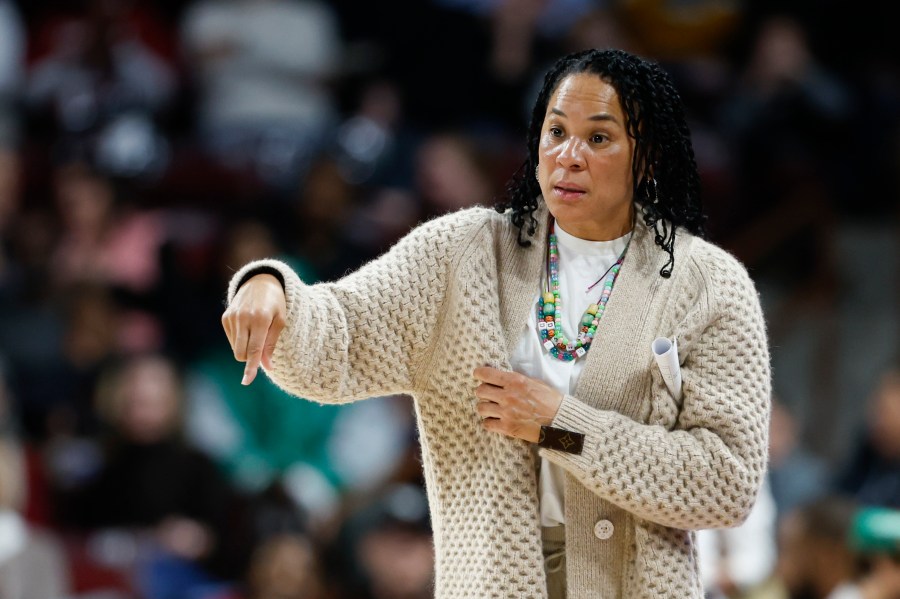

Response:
(631, 144), (654, 189)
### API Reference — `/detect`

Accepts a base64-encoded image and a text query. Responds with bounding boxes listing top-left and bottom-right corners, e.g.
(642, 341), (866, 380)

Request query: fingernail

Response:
(241, 372), (249, 386)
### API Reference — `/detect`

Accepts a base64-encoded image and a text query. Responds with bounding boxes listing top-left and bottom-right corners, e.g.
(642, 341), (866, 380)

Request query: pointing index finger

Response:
(242, 322), (269, 386)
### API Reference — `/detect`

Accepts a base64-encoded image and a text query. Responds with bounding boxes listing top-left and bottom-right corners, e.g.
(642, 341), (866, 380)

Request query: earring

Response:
(648, 177), (659, 204)
(535, 165), (540, 182)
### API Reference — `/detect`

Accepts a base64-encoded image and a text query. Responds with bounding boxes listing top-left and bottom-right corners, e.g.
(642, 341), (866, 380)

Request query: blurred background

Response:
(0, 0), (898, 598)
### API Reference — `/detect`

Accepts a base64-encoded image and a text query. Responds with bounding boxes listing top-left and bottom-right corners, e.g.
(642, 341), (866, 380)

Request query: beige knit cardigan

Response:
(227, 203), (771, 598)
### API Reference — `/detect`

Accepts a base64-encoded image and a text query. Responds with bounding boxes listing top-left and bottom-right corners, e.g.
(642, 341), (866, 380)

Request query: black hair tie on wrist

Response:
(236, 265), (286, 292)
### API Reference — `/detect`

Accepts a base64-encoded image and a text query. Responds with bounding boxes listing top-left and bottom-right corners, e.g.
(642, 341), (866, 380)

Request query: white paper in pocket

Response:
(651, 337), (682, 401)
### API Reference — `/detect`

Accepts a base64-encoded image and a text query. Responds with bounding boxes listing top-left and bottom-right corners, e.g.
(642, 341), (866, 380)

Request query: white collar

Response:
(555, 221), (633, 257)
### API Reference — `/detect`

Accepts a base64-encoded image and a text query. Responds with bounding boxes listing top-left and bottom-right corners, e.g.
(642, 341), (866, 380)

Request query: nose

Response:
(557, 136), (586, 170)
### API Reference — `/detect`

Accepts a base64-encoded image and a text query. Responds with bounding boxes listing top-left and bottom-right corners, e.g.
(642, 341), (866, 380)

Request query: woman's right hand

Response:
(221, 273), (286, 385)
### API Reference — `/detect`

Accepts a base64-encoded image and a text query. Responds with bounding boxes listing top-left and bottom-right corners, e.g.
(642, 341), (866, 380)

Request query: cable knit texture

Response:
(226, 203), (771, 599)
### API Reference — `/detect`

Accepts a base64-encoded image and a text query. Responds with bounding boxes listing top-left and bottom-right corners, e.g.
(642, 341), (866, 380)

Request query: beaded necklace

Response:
(536, 221), (630, 362)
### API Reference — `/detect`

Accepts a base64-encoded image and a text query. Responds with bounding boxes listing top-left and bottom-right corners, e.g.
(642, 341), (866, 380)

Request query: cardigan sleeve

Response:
(226, 210), (487, 404)
(540, 247), (771, 530)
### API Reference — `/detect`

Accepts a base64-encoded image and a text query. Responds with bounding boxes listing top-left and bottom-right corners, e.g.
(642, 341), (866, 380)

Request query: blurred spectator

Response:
(55, 353), (238, 598)
(51, 160), (166, 295)
(25, 0), (176, 178)
(54, 283), (121, 436)
(768, 398), (829, 520)
(828, 508), (900, 599)
(0, 204), (55, 307)
(186, 345), (344, 527)
(240, 481), (324, 597)
(50, 158), (166, 364)
(487, 0), (553, 83)
(343, 131), (496, 261)
(747, 498), (900, 599)
(698, 478), (778, 598)
(153, 208), (224, 361)
(720, 15), (852, 236)
(326, 394), (418, 497)
(284, 158), (362, 281)
(245, 533), (327, 599)
(181, 0), (341, 188)
(830, 554), (900, 599)
(0, 280), (121, 439)
(189, 348), (417, 533)
(0, 201), (62, 437)
(729, 16), (841, 164)
(767, 497), (860, 599)
(415, 132), (495, 218)
(0, 364), (71, 599)
(0, 0), (24, 148)
(327, 483), (433, 599)
(332, 79), (416, 188)
(837, 369), (900, 509)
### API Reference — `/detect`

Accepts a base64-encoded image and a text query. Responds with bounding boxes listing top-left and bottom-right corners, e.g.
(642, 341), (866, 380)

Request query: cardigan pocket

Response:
(647, 356), (683, 429)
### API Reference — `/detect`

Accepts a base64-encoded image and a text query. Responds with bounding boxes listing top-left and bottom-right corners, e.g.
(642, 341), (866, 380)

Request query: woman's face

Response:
(537, 73), (635, 240)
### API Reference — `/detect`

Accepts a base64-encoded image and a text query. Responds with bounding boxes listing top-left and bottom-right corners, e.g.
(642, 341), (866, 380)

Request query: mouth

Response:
(552, 183), (587, 200)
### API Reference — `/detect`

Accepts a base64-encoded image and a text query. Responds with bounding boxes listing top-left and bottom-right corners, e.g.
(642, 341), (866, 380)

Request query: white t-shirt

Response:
(509, 222), (631, 527)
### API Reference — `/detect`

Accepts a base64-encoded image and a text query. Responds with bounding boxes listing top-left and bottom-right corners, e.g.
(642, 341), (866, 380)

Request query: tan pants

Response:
(542, 526), (566, 599)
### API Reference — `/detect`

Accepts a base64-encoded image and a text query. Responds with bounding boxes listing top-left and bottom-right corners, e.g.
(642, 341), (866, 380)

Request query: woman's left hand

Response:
(473, 367), (564, 442)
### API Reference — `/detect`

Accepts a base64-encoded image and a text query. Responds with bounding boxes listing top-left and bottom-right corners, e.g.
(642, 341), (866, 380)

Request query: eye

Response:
(590, 133), (608, 144)
(549, 126), (564, 137)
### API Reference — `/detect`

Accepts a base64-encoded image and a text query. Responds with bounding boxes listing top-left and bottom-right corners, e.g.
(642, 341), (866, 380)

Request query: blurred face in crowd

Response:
(55, 164), (114, 236)
(777, 507), (858, 599)
(223, 221), (278, 281)
(869, 370), (900, 459)
(115, 356), (180, 444)
(248, 535), (324, 599)
(750, 17), (812, 85)
(416, 135), (491, 212)
(359, 526), (434, 599)
(537, 72), (635, 241)
(64, 286), (118, 368)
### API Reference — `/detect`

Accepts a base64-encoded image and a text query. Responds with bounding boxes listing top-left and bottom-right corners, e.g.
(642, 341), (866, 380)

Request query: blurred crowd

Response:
(0, 0), (898, 598)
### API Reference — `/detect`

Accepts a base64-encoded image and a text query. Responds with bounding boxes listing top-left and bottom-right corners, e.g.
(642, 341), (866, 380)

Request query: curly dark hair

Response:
(495, 48), (705, 278)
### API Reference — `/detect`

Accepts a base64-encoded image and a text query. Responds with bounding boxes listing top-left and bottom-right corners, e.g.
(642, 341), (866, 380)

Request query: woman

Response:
(222, 49), (771, 598)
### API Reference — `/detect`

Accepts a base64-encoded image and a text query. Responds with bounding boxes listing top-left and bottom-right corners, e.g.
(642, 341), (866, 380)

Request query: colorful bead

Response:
(535, 221), (629, 362)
